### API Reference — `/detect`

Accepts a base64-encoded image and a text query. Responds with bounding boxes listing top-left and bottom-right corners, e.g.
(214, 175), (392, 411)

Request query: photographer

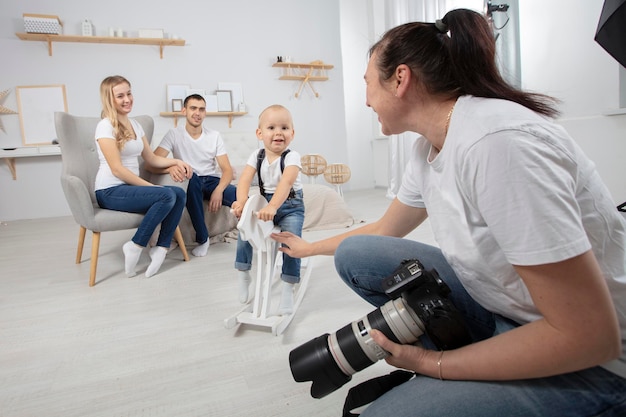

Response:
(272, 8), (626, 417)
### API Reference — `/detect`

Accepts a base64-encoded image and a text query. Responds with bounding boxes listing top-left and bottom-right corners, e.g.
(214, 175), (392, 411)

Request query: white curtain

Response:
(384, 0), (449, 198)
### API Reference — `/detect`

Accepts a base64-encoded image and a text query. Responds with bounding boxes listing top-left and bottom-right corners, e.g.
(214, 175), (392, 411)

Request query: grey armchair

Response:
(54, 112), (189, 286)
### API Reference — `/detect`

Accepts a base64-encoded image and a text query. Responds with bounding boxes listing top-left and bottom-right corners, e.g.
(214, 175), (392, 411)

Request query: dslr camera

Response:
(289, 259), (471, 398)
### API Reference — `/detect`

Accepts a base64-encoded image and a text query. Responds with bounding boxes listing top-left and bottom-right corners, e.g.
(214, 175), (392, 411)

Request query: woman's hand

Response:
(231, 200), (245, 219)
(172, 159), (193, 181)
(271, 231), (312, 258)
(370, 329), (434, 374)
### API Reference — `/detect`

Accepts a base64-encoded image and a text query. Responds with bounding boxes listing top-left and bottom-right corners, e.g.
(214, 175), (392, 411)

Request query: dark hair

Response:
(369, 8), (559, 118)
(184, 93), (206, 107)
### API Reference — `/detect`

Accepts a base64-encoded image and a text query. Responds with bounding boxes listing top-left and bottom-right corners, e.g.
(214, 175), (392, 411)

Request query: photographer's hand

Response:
(271, 231), (311, 258)
(370, 329), (441, 378)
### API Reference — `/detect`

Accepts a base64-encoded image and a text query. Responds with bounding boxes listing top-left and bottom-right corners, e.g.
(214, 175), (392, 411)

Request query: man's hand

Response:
(208, 190), (224, 212)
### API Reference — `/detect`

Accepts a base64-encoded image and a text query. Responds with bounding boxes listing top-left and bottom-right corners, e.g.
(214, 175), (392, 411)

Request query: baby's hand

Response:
(257, 205), (276, 222)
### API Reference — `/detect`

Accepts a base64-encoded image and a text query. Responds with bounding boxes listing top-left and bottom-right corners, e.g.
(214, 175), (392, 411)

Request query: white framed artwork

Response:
(166, 84), (190, 112)
(216, 90), (233, 112)
(205, 94), (218, 112)
(217, 82), (243, 109)
(16, 84), (68, 146)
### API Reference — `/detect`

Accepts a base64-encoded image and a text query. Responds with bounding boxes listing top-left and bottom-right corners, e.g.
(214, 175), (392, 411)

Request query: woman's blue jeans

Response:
(186, 173), (237, 244)
(235, 190), (304, 284)
(95, 184), (186, 248)
(334, 235), (626, 417)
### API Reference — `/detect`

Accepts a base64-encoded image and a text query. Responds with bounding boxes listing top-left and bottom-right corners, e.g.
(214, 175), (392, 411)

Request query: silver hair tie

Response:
(435, 19), (448, 33)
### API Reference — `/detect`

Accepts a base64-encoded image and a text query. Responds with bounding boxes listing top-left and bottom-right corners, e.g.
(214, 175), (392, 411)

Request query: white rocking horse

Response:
(224, 194), (312, 335)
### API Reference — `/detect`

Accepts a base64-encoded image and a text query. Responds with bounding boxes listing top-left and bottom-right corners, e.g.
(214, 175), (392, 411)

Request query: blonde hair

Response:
(99, 75), (134, 149)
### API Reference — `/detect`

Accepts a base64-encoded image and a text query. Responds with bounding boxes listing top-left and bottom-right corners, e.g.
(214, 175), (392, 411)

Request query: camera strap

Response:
(342, 370), (415, 416)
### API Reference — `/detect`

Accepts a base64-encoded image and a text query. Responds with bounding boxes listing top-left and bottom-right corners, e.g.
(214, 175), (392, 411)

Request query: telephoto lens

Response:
(289, 295), (425, 398)
(289, 259), (471, 399)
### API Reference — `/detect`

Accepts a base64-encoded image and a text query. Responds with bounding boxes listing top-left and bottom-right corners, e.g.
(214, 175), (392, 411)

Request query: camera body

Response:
(289, 259), (471, 399)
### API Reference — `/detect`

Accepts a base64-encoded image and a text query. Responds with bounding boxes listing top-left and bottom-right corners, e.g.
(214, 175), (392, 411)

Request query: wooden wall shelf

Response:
(159, 111), (247, 128)
(0, 145), (61, 180)
(272, 61), (334, 98)
(16, 33), (185, 59)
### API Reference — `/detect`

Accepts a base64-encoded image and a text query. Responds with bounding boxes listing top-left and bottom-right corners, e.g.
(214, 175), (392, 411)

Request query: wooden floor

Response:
(0, 188), (437, 417)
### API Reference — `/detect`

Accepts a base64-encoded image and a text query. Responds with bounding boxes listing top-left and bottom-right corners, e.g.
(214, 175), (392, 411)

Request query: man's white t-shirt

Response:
(159, 125), (226, 177)
(94, 118), (145, 191)
(397, 95), (626, 378)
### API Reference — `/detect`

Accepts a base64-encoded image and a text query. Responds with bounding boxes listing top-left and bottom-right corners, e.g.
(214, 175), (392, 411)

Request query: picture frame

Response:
(172, 99), (183, 112)
(217, 82), (243, 110)
(16, 84), (68, 146)
(205, 94), (218, 112)
(216, 90), (233, 112)
(166, 84), (190, 112)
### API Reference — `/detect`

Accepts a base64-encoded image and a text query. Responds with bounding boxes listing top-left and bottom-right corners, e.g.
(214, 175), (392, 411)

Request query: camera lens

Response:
(289, 260), (471, 399)
(289, 334), (352, 399)
(289, 297), (426, 398)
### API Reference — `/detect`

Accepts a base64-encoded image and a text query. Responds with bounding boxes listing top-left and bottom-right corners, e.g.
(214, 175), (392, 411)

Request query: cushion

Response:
(302, 184), (355, 231)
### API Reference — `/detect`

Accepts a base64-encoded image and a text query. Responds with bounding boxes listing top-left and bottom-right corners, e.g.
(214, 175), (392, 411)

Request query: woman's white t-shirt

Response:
(94, 118), (145, 191)
(397, 95), (626, 378)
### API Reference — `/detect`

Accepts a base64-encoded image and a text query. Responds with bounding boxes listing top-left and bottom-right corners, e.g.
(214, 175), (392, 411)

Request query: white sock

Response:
(279, 282), (295, 315)
(145, 246), (167, 278)
(122, 241), (143, 277)
(238, 270), (251, 303)
(192, 240), (210, 257)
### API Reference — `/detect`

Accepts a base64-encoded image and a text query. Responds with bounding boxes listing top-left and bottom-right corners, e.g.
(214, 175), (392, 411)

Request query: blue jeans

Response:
(335, 235), (626, 417)
(95, 184), (186, 248)
(186, 173), (237, 244)
(235, 190), (305, 284)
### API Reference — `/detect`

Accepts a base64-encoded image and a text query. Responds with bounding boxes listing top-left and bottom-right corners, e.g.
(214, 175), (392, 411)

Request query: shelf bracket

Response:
(47, 38), (53, 56)
(5, 158), (16, 180)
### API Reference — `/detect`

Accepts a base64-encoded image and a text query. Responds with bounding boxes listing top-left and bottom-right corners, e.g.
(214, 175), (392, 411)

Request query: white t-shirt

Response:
(159, 125), (226, 177)
(397, 95), (626, 378)
(94, 118), (145, 191)
(246, 149), (303, 194)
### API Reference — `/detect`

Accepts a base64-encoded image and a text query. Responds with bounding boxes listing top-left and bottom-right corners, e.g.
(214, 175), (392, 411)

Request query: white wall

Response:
(339, 0), (626, 205)
(1, 0), (625, 221)
(519, 0), (626, 204)
(0, 0), (347, 221)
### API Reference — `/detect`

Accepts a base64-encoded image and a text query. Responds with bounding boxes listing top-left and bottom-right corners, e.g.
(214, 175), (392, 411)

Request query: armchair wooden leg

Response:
(76, 226), (87, 264)
(89, 231), (101, 287)
(174, 226), (189, 261)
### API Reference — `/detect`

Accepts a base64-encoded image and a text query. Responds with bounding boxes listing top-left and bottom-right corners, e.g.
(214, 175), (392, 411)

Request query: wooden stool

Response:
(301, 154), (327, 184)
(324, 163), (351, 197)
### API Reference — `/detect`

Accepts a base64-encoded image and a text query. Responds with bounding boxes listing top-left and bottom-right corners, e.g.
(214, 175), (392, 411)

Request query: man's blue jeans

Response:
(95, 184), (186, 248)
(334, 235), (626, 417)
(235, 190), (305, 284)
(186, 173), (237, 244)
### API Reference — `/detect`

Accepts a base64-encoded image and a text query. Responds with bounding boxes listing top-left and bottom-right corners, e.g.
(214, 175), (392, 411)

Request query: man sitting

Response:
(153, 94), (237, 257)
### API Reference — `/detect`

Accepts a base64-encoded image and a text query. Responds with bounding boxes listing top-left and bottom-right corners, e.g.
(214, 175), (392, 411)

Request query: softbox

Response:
(595, 0), (626, 67)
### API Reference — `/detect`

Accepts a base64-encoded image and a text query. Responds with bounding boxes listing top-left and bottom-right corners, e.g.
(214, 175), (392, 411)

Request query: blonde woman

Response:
(94, 75), (192, 278)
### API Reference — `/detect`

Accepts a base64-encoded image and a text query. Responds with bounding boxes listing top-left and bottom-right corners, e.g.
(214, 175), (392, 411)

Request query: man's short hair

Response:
(184, 94), (206, 107)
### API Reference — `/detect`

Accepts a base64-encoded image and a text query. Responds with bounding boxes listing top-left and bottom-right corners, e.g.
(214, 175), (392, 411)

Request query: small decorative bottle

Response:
(238, 102), (246, 112)
(82, 19), (93, 36)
